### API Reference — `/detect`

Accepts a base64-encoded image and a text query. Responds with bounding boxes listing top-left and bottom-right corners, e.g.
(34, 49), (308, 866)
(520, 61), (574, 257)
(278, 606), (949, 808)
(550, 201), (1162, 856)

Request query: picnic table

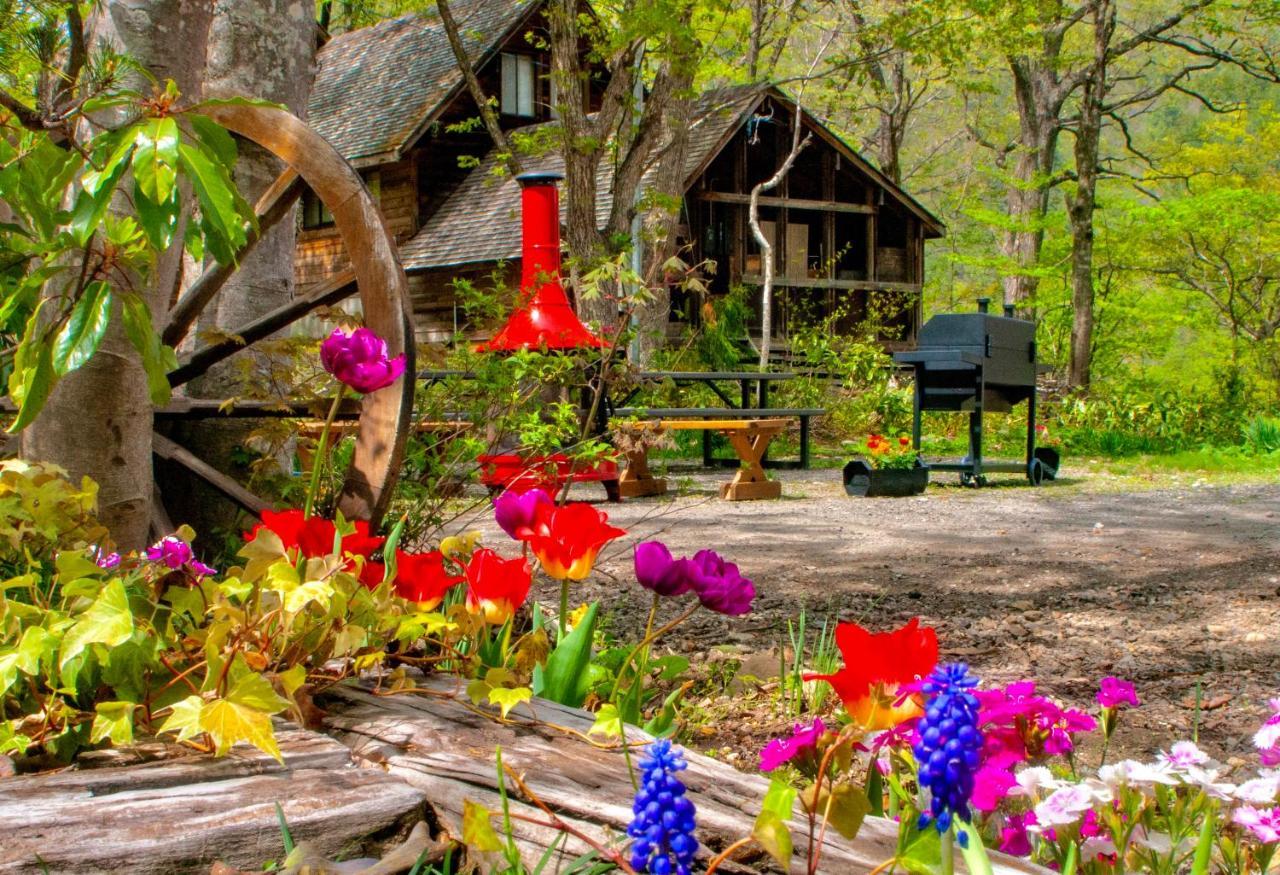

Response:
(616, 370), (798, 409)
(616, 418), (787, 500)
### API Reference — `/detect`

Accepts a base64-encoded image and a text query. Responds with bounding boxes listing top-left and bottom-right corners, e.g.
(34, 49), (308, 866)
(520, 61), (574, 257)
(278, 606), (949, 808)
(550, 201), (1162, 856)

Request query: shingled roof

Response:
(309, 0), (540, 165)
(398, 85), (945, 271)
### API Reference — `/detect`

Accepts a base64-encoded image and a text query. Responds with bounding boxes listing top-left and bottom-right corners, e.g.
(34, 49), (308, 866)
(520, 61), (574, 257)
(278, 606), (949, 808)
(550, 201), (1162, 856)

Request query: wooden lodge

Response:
(298, 0), (944, 349)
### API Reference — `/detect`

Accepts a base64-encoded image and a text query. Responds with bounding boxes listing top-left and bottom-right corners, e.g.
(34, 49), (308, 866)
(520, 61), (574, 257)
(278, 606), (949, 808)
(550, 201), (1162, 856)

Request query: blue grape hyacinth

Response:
(912, 662), (983, 846)
(627, 739), (698, 875)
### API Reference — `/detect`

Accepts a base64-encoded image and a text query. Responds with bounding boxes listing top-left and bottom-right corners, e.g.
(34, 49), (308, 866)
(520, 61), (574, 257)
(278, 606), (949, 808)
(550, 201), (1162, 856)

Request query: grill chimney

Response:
(976, 296), (990, 314)
(479, 172), (602, 352)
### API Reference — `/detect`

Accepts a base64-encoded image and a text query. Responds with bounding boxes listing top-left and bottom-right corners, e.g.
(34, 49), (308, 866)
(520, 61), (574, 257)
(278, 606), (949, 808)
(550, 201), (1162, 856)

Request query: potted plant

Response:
(843, 434), (929, 497)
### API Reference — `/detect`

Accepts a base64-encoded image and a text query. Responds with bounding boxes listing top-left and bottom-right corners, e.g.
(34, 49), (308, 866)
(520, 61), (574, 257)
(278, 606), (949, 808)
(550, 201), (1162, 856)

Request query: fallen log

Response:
(0, 728), (428, 874)
(321, 679), (1051, 875)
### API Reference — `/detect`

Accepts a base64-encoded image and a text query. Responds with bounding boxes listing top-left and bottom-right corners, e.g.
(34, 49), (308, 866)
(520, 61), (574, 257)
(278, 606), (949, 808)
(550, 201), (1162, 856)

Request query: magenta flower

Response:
(682, 549), (755, 616)
(493, 487), (553, 541)
(1234, 805), (1280, 844)
(145, 536), (216, 578)
(320, 326), (406, 394)
(1097, 676), (1140, 709)
(91, 546), (121, 570)
(1255, 699), (1280, 767)
(998, 811), (1036, 857)
(634, 541), (693, 597)
(760, 718), (826, 772)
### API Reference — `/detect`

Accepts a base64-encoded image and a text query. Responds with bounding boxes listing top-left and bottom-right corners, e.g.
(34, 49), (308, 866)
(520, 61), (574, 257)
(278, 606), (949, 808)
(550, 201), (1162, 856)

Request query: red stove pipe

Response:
(480, 171), (603, 352)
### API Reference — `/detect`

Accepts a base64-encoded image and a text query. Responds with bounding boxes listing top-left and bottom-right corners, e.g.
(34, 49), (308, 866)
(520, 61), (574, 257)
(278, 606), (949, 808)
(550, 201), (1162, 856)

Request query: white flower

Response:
(1013, 766), (1061, 797)
(1160, 740), (1210, 771)
(1032, 784), (1104, 830)
(1236, 771), (1280, 805)
(1180, 765), (1236, 800)
(1099, 759), (1179, 788)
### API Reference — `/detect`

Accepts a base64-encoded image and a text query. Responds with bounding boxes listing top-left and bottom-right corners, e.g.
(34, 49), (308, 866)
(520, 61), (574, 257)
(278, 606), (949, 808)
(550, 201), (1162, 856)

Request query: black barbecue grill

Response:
(893, 298), (1055, 486)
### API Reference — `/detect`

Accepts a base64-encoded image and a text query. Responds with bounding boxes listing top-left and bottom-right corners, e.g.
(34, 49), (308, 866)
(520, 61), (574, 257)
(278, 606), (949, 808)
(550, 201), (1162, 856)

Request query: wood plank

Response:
(697, 190), (876, 215)
(320, 680), (1049, 875)
(657, 418), (790, 431)
(740, 273), (921, 293)
(0, 727), (428, 875)
(152, 432), (270, 515)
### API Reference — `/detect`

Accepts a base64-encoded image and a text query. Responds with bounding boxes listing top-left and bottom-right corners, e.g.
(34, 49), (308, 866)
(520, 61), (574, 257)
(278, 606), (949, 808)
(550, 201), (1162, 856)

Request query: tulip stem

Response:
(304, 390), (345, 519)
(557, 580), (571, 642)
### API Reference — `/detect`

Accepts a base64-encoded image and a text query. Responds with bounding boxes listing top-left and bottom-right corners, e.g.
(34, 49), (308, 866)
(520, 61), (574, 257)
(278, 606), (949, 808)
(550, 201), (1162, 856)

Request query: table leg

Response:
(618, 446), (668, 498)
(720, 427), (783, 500)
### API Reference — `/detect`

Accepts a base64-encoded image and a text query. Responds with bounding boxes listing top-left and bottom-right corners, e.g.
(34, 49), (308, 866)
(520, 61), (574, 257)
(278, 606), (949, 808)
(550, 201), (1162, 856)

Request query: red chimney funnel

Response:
(479, 172), (603, 352)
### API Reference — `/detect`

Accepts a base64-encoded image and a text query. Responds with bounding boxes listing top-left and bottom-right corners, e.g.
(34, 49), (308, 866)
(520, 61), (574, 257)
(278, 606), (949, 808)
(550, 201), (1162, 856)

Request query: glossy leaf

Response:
(53, 281), (112, 376)
(132, 116), (180, 204)
(119, 292), (177, 406)
(532, 601), (598, 707)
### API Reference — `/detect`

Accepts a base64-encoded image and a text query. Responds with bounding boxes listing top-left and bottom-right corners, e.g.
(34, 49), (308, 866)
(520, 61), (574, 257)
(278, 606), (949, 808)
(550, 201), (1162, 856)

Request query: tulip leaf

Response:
(532, 601), (597, 708)
(957, 821), (994, 875)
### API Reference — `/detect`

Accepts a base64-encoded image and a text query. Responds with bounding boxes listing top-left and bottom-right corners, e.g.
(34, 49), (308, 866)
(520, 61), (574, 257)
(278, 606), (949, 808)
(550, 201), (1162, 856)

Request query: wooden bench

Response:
(615, 418), (788, 501)
(610, 406), (825, 468)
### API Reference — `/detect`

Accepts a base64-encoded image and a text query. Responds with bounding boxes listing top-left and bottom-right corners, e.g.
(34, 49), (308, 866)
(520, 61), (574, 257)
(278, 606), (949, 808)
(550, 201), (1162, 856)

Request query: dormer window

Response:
(500, 53), (535, 117)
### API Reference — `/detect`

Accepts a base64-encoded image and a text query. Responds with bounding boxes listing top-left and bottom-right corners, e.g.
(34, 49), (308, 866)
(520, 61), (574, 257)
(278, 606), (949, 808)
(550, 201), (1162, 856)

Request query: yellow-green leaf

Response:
(238, 527), (288, 581)
(462, 799), (505, 853)
(158, 695), (205, 743)
(487, 686), (532, 719)
(226, 670), (290, 715)
(89, 700), (135, 745)
(277, 665), (306, 699)
(752, 778), (796, 867)
(199, 697), (281, 761)
(60, 578), (133, 668)
(587, 703), (624, 739)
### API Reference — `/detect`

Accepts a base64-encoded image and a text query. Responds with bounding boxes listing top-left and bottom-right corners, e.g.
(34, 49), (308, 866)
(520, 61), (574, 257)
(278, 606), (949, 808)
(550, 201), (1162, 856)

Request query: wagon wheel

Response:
(154, 103), (415, 531)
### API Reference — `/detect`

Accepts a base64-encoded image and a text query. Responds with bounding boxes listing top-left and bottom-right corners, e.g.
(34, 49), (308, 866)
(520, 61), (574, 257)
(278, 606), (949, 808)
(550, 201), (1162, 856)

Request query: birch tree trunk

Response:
(22, 0), (214, 550)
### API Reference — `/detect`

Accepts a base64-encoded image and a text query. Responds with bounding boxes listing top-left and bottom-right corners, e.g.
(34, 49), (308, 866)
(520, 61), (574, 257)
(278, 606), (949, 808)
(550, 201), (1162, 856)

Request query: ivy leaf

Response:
(53, 281), (112, 376)
(238, 528), (288, 581)
(462, 799), (505, 853)
(158, 694), (205, 743)
(0, 653), (19, 698)
(487, 685), (532, 719)
(587, 703), (624, 740)
(199, 697), (282, 761)
(132, 116), (180, 204)
(752, 778), (796, 867)
(60, 577), (133, 668)
(277, 665), (307, 699)
(15, 625), (56, 675)
(89, 701), (135, 746)
(226, 670), (290, 715)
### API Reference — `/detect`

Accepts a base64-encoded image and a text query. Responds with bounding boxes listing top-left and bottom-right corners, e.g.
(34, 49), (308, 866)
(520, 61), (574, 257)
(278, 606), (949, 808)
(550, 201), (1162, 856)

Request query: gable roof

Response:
(309, 0), (540, 165)
(398, 86), (944, 272)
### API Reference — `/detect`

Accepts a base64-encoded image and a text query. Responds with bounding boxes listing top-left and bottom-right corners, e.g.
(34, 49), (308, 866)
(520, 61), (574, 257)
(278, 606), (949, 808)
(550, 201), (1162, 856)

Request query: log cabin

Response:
(298, 0), (945, 351)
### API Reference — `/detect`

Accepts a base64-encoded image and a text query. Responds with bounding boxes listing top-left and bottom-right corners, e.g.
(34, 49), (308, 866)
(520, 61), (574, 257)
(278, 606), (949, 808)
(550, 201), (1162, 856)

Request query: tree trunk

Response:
(22, 0), (213, 550)
(166, 0), (315, 537)
(1066, 0), (1114, 389)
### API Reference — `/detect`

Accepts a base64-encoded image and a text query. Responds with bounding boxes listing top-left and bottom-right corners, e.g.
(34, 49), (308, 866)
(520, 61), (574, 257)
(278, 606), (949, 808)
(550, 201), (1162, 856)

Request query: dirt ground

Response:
(471, 460), (1278, 772)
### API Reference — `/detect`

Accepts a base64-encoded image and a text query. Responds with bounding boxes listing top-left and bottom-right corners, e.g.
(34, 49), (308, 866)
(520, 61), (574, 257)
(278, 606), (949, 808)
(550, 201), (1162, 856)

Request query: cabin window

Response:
(302, 170), (379, 230)
(501, 53), (535, 117)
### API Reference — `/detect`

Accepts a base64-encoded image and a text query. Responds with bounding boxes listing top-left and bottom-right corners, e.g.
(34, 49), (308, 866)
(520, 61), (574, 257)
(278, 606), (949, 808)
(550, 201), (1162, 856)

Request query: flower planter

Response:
(842, 459), (929, 497)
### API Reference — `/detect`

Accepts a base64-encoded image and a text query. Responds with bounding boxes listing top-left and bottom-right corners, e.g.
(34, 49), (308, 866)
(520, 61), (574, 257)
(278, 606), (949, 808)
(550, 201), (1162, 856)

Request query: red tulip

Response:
(245, 509), (386, 562)
(806, 618), (938, 730)
(393, 550), (463, 608)
(465, 548), (532, 624)
(526, 502), (626, 581)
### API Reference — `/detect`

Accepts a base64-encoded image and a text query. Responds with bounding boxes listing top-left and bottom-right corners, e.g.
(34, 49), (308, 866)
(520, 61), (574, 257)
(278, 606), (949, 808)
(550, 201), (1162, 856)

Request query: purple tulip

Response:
(145, 536), (216, 578)
(320, 327), (407, 394)
(684, 549), (755, 616)
(493, 487), (553, 540)
(634, 541), (693, 597)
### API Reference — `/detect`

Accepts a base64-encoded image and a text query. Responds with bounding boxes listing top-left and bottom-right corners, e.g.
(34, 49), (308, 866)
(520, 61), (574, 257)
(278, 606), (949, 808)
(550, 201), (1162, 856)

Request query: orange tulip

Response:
(806, 618), (938, 731)
(526, 502), (626, 581)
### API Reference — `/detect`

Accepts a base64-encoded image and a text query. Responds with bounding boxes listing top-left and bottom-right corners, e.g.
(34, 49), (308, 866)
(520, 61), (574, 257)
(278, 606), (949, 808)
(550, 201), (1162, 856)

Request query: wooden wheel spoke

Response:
(167, 267), (357, 388)
(152, 432), (270, 515)
(163, 169), (305, 348)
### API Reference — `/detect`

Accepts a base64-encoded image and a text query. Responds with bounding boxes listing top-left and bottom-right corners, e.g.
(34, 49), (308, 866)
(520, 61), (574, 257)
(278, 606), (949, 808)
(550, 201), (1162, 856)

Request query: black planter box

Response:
(843, 459), (929, 497)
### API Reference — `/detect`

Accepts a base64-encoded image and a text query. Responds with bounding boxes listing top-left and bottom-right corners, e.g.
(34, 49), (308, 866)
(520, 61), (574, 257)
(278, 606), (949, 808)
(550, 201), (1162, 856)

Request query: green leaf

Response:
(1190, 809), (1216, 875)
(134, 186), (180, 250)
(157, 694), (205, 743)
(1059, 840), (1079, 875)
(15, 626), (56, 675)
(823, 784), (871, 841)
(119, 293), (176, 406)
(187, 114), (240, 170)
(587, 703), (623, 740)
(199, 697), (282, 761)
(7, 337), (55, 433)
(132, 117), (180, 204)
(53, 281), (112, 376)
(487, 685), (532, 719)
(226, 670), (290, 715)
(0, 653), (19, 698)
(278, 665), (307, 699)
(89, 701), (135, 745)
(752, 778), (796, 867)
(462, 799), (505, 853)
(532, 601), (598, 707)
(899, 824), (941, 875)
(70, 136), (133, 246)
(957, 820), (994, 875)
(177, 140), (248, 264)
(60, 578), (133, 669)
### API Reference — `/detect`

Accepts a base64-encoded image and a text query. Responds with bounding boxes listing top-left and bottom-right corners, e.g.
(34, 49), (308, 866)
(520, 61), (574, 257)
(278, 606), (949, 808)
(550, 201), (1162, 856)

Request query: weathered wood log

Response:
(321, 680), (1051, 875)
(0, 728), (429, 874)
